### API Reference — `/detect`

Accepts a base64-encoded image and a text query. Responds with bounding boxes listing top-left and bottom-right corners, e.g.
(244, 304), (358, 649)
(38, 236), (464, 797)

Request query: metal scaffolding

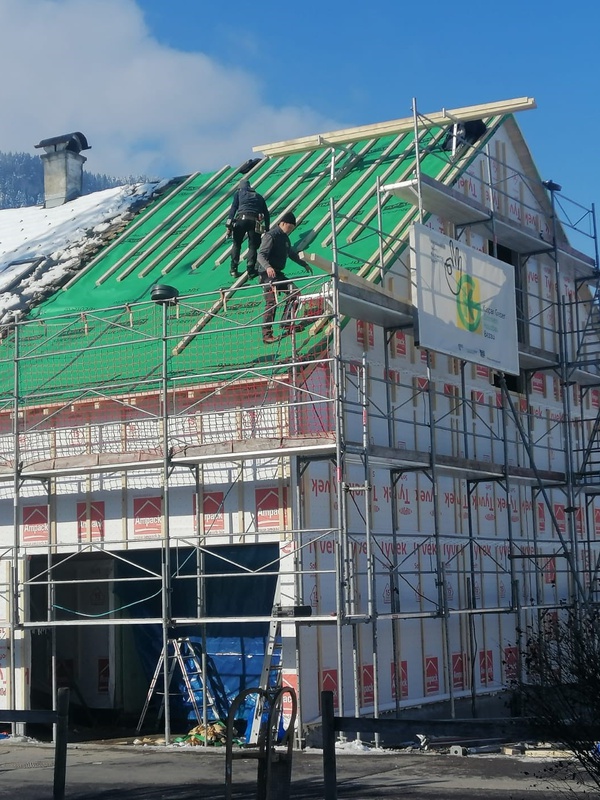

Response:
(0, 100), (599, 747)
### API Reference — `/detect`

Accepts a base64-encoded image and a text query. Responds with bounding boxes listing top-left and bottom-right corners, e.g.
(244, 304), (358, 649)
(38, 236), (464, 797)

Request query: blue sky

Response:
(1, 0), (598, 232)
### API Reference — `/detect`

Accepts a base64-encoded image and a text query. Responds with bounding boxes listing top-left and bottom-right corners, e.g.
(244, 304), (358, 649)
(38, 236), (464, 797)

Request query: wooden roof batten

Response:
(253, 97), (537, 157)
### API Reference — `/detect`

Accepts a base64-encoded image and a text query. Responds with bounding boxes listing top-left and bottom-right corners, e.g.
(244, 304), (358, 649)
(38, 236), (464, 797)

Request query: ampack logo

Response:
(321, 668), (338, 710)
(452, 653), (465, 690)
(256, 487), (287, 531)
(23, 505), (49, 543)
(133, 497), (162, 537)
(424, 655), (439, 695)
(77, 501), (105, 541)
(360, 664), (374, 706)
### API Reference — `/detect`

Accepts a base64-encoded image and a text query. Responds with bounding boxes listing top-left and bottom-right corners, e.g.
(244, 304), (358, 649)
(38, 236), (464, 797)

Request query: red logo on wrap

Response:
(503, 646), (518, 681)
(282, 670), (298, 726)
(361, 664), (374, 706)
(77, 501), (105, 541)
(133, 497), (162, 537)
(391, 660), (408, 699)
(321, 668), (338, 711)
(553, 503), (566, 534)
(575, 507), (583, 536)
(425, 656), (439, 695)
(479, 650), (494, 685)
(22, 505), (49, 543)
(256, 487), (287, 531)
(356, 320), (374, 347)
(544, 556), (556, 584)
(394, 331), (406, 356)
(532, 372), (545, 394)
(193, 492), (224, 533)
(452, 653), (465, 690)
(537, 502), (546, 533)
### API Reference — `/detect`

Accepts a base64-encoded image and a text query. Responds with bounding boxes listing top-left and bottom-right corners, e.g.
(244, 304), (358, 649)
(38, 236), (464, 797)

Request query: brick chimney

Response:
(34, 132), (91, 208)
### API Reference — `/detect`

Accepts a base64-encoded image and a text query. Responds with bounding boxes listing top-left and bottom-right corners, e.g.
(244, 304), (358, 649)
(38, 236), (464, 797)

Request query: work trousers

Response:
(231, 218), (262, 273)
(260, 273), (300, 336)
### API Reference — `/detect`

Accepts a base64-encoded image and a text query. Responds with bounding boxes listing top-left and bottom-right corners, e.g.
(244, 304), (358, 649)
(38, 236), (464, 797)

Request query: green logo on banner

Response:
(456, 274), (482, 332)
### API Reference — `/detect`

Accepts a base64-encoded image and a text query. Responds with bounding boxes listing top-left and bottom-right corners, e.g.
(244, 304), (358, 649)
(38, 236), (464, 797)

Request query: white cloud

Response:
(0, 0), (343, 179)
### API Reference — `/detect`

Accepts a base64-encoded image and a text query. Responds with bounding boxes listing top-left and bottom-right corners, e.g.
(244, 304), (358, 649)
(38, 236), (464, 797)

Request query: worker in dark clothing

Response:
(225, 180), (270, 279)
(256, 211), (313, 344)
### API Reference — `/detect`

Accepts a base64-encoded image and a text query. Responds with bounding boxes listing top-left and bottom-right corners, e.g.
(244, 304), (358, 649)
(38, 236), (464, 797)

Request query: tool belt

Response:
(235, 213), (264, 233)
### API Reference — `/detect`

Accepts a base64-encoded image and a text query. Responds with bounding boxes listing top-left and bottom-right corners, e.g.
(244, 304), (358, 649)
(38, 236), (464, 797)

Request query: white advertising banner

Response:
(410, 223), (519, 375)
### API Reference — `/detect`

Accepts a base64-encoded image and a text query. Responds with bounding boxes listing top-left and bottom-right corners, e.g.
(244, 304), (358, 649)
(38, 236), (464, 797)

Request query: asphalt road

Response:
(0, 739), (590, 800)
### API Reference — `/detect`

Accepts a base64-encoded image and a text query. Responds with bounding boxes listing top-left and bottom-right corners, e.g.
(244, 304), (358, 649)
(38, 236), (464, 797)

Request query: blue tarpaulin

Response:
(113, 543), (280, 734)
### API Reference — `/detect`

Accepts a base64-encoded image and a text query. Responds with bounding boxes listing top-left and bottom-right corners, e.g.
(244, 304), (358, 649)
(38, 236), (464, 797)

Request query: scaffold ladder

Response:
(248, 618), (283, 744)
(136, 637), (217, 733)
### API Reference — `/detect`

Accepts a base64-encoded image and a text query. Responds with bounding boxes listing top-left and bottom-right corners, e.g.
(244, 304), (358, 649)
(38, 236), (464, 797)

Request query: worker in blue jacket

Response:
(257, 211), (312, 344)
(225, 180), (270, 279)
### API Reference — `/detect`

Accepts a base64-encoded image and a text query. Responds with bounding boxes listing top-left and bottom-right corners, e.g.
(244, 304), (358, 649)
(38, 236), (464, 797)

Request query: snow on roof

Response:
(0, 181), (165, 323)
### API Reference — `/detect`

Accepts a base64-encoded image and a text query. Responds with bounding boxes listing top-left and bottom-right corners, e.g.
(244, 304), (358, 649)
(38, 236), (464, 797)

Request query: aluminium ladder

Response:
(247, 618), (283, 744)
(136, 637), (218, 733)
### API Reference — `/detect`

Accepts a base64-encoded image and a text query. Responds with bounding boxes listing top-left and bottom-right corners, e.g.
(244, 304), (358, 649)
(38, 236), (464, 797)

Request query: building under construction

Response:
(0, 96), (599, 744)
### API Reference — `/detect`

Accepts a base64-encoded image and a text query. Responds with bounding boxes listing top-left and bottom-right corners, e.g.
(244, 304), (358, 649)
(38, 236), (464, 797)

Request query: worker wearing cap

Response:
(226, 179), (270, 279)
(256, 211), (313, 344)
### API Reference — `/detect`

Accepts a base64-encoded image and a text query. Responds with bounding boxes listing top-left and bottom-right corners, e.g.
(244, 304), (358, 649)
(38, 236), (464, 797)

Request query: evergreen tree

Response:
(0, 150), (148, 209)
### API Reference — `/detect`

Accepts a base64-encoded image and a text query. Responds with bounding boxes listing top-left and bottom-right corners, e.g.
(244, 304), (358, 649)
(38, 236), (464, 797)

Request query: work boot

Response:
(263, 333), (277, 344)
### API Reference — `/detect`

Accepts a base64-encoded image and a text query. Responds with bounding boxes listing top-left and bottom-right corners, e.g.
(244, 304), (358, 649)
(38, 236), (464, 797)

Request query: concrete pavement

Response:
(0, 737), (586, 799)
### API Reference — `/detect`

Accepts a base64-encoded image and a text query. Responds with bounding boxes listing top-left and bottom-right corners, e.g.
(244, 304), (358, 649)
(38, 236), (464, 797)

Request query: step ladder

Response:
(248, 618), (283, 744)
(136, 637), (218, 733)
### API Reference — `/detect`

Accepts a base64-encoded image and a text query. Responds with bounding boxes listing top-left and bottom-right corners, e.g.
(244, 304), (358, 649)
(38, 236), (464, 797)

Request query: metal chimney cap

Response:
(35, 132), (91, 154)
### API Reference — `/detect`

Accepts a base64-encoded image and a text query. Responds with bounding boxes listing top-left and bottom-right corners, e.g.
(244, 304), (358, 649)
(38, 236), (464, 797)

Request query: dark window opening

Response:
(493, 371), (524, 394)
(489, 241), (527, 345)
(490, 243), (517, 266)
(441, 120), (487, 152)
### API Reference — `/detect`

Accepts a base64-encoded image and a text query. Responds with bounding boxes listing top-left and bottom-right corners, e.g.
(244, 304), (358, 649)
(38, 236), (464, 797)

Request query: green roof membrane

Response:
(12, 115), (503, 404)
(7, 281), (329, 408)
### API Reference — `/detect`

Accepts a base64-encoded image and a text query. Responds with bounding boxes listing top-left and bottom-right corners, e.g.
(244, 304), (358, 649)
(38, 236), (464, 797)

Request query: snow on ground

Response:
(0, 181), (166, 322)
(333, 739), (389, 753)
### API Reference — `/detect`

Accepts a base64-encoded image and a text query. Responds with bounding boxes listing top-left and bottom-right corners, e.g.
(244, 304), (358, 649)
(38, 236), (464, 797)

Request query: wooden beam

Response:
(254, 97), (536, 157)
